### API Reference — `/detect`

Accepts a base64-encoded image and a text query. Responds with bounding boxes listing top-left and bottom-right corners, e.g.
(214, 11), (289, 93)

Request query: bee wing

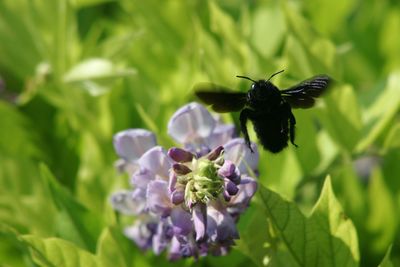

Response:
(194, 83), (247, 113)
(281, 75), (331, 109)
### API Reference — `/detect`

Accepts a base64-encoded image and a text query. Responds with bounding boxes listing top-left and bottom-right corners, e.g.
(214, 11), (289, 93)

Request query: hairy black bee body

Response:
(194, 71), (331, 153)
(250, 105), (292, 153)
(240, 80), (296, 153)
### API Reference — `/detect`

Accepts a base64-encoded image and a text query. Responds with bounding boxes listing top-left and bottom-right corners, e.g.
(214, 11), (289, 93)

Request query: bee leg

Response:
(289, 111), (298, 147)
(239, 109), (254, 153)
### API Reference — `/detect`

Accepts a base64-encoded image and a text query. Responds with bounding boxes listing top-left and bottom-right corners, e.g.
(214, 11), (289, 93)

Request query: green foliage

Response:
(1, 0), (400, 266)
(242, 177), (359, 267)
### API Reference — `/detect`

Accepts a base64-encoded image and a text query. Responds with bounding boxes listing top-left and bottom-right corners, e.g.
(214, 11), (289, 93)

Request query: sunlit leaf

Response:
(258, 176), (359, 266)
(251, 4), (286, 59)
(63, 58), (136, 96)
(236, 203), (272, 267)
(318, 84), (362, 152)
(22, 235), (100, 267)
(97, 227), (133, 267)
(310, 176), (360, 266)
(356, 72), (400, 152)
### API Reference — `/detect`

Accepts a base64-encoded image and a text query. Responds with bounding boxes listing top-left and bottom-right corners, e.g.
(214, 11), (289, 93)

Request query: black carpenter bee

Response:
(194, 70), (331, 153)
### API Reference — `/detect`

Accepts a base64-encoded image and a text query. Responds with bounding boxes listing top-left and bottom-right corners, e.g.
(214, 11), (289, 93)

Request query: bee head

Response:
(236, 70), (284, 107)
(248, 80), (279, 101)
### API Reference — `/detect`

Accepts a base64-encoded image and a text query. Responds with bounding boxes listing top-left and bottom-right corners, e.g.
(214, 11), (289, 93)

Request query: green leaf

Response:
(258, 176), (359, 266)
(318, 84), (362, 152)
(259, 184), (317, 266)
(383, 123), (400, 150)
(236, 204), (272, 267)
(208, 1), (248, 62)
(135, 103), (160, 134)
(314, 130), (339, 175)
(282, 2), (339, 75)
(304, 0), (357, 35)
(366, 169), (398, 254)
(258, 149), (302, 199)
(378, 245), (394, 267)
(310, 176), (360, 266)
(0, 223), (35, 267)
(70, 0), (114, 8)
(356, 72), (400, 152)
(284, 34), (313, 77)
(0, 101), (39, 158)
(293, 110), (321, 174)
(63, 58), (136, 96)
(22, 235), (100, 267)
(251, 4), (286, 58)
(97, 227), (133, 267)
(39, 164), (102, 252)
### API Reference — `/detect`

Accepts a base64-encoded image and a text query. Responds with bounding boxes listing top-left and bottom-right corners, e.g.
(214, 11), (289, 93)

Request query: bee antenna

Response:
(267, 70), (285, 81)
(236, 75), (257, 83)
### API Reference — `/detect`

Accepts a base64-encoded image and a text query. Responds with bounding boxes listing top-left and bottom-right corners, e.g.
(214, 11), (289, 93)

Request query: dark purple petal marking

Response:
(168, 147), (194, 162)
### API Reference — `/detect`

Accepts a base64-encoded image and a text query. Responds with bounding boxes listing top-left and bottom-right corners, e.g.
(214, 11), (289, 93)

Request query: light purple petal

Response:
(152, 220), (173, 255)
(206, 203), (239, 243)
(218, 160), (236, 178)
(110, 189), (146, 215)
(114, 159), (139, 175)
(184, 143), (211, 157)
(168, 102), (216, 144)
(224, 138), (259, 175)
(192, 203), (207, 241)
(206, 124), (235, 149)
(131, 168), (155, 189)
(169, 235), (197, 259)
(124, 219), (157, 250)
(170, 207), (193, 236)
(139, 146), (172, 180)
(113, 129), (156, 161)
(168, 236), (183, 261)
(218, 160), (241, 185)
(228, 176), (258, 214)
(169, 172), (177, 192)
(146, 180), (172, 217)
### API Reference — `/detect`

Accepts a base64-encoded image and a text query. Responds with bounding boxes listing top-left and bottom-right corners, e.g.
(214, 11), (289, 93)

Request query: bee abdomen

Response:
(251, 113), (289, 153)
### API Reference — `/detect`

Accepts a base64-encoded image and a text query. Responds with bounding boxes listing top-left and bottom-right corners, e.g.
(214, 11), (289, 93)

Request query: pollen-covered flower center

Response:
(177, 158), (224, 206)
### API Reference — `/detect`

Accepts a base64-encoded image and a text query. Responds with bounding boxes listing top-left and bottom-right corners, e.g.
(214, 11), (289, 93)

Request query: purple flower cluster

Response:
(111, 102), (259, 260)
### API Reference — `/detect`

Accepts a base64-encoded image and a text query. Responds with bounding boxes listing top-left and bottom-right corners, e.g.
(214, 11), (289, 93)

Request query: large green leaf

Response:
(258, 176), (359, 267)
(310, 177), (360, 266)
(236, 204), (273, 267)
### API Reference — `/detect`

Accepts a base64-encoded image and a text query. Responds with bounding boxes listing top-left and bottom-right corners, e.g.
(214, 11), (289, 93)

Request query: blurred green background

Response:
(0, 0), (400, 266)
